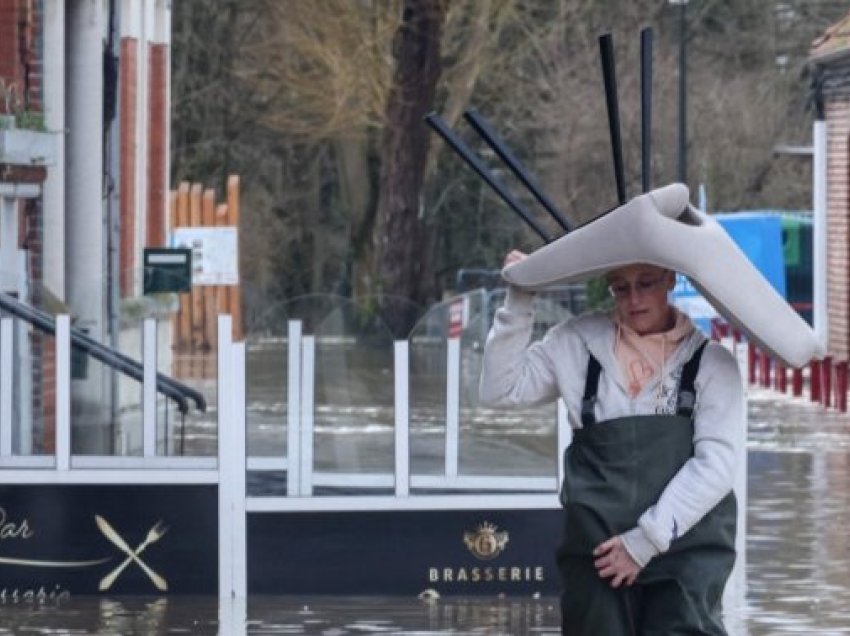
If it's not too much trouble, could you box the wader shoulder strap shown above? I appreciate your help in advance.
[581,354,602,427]
[676,341,708,418]
[581,340,708,425]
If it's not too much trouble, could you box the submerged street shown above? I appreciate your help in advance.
[0,386,848,634]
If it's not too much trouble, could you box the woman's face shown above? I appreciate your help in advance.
[607,264,676,335]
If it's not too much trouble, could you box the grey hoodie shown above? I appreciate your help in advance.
[479,288,744,567]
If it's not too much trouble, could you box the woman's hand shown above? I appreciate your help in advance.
[593,536,641,588]
[503,250,527,268]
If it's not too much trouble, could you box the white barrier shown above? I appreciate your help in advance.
[0,313,747,607]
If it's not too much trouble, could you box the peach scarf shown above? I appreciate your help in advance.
[612,307,695,398]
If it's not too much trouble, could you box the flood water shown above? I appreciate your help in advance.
[736,388,850,635]
[2,384,850,633]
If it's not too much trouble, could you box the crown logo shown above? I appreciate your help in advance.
[463,522,509,561]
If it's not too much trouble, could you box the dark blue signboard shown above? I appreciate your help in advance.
[0,485,218,597]
[0,485,564,597]
[248,508,564,595]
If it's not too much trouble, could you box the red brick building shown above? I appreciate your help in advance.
[810,12,850,409]
[0,0,172,453]
[0,0,52,452]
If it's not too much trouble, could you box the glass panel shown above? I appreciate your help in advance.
[466,287,584,480]
[408,295,456,477]
[409,285,586,487]
[0,270,61,456]
[0,265,214,458]
[310,295,396,483]
[154,266,218,458]
[57,269,216,456]
[253,294,426,494]
[15,318,49,455]
[245,300,289,459]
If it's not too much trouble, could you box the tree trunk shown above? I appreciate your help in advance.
[336,131,377,300]
[372,0,446,337]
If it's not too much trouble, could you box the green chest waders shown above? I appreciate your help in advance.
[557,342,737,636]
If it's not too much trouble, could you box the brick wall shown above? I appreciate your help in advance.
[119,37,138,296]
[826,98,850,361]
[22,0,42,111]
[24,198,52,453]
[1,0,50,451]
[0,0,20,109]
[147,42,168,248]
[0,0,42,113]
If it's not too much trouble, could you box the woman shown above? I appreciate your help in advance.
[479,253,743,635]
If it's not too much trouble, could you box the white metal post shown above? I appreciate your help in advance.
[286,321,302,496]
[556,399,571,489]
[445,337,461,478]
[723,338,748,613]
[0,318,12,456]
[56,315,71,470]
[43,0,66,299]
[231,341,247,598]
[66,0,106,412]
[143,319,157,457]
[299,336,315,497]
[813,119,828,352]
[219,597,247,636]
[218,315,234,598]
[394,341,410,496]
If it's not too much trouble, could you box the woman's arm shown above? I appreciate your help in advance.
[620,343,744,566]
[479,250,568,408]
[478,286,562,408]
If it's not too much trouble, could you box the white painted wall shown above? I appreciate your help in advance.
[65,0,109,451]
[813,119,827,354]
[42,0,66,301]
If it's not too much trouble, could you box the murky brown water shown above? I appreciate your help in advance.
[0,595,561,634]
[735,388,850,636]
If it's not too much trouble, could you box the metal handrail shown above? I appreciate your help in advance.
[0,292,206,413]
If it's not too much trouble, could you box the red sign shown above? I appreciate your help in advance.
[448,298,465,339]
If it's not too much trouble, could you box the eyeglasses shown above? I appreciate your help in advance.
[608,275,667,299]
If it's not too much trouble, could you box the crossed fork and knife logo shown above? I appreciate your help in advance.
[95,515,169,592]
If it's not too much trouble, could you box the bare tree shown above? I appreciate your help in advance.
[369,0,446,335]
[171,0,850,325]
[234,0,516,320]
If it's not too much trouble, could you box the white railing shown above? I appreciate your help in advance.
[0,318,12,456]
[0,313,746,602]
[0,313,564,599]
[218,315,247,601]
[260,320,567,499]
[0,313,565,489]
[0,313,220,479]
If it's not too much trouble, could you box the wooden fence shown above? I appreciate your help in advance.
[169,175,243,378]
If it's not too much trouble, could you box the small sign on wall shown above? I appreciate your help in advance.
[170,227,239,286]
[143,248,192,294]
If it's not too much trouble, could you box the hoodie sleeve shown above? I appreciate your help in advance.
[478,287,564,408]
[621,342,744,567]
